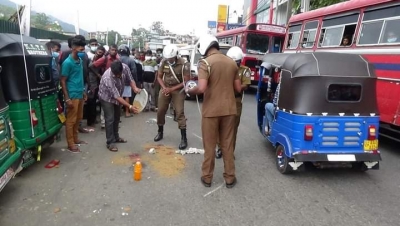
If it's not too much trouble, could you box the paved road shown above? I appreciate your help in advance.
[1,92,400,226]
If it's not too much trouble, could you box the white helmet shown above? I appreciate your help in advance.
[179,49,190,56]
[196,34,219,56]
[227,46,243,61]
[163,44,178,59]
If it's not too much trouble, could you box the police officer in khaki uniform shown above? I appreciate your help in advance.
[187,34,242,188]
[154,44,190,150]
[216,46,251,159]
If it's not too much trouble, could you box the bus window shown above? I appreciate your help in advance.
[226,36,234,45]
[236,35,242,46]
[380,19,400,44]
[358,21,384,45]
[320,27,344,47]
[287,24,302,49]
[301,21,318,48]
[319,13,359,47]
[358,4,400,45]
[271,36,284,53]
[246,33,269,54]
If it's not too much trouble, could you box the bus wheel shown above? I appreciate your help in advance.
[352,162,368,172]
[276,145,293,174]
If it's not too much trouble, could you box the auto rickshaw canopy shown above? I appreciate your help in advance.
[261,52,378,116]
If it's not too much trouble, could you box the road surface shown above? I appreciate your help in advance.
[1,92,400,226]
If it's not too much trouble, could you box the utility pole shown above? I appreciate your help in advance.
[286,0,293,25]
[301,0,310,12]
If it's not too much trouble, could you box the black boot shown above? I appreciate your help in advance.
[173,110,177,122]
[154,125,163,142]
[179,129,188,150]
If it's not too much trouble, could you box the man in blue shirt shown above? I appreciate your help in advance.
[60,35,88,153]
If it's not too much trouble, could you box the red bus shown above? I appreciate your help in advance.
[216,23,286,85]
[283,0,400,141]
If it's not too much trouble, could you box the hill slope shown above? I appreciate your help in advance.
[0,0,88,35]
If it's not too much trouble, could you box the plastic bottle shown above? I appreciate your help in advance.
[133,161,142,181]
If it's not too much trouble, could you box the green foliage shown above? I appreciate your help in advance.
[31,13,62,32]
[131,27,149,49]
[0,5,15,19]
[151,21,165,35]
[293,0,347,14]
[105,30,122,46]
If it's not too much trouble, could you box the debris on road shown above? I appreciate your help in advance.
[148,148,156,154]
[175,147,205,155]
[142,144,186,177]
[54,207,61,213]
[146,118,157,124]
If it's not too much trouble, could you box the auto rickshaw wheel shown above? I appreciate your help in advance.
[351,162,368,172]
[276,145,293,174]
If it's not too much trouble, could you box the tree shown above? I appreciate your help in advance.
[0,5,17,19]
[106,30,122,46]
[131,27,149,49]
[293,0,347,14]
[32,13,50,29]
[151,21,165,35]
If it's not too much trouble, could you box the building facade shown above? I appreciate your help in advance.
[242,0,291,26]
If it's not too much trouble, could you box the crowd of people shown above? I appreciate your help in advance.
[44,34,252,188]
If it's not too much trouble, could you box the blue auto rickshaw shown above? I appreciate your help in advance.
[257,52,381,174]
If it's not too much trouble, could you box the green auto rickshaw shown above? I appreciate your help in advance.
[0,70,22,192]
[0,33,64,169]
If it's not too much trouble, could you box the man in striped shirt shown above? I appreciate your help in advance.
[98,61,141,152]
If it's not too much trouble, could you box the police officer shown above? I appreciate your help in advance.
[187,34,242,188]
[154,44,190,150]
[216,46,251,159]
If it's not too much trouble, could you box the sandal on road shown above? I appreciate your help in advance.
[75,140,88,145]
[115,138,127,143]
[45,159,60,168]
[107,144,118,152]
[79,128,89,133]
[68,146,81,153]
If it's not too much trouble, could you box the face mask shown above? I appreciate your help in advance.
[145,56,151,61]
[387,38,397,43]
[90,46,97,52]
[77,52,85,58]
[52,52,59,58]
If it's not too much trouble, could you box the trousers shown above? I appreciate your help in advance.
[143,82,155,109]
[157,89,186,129]
[217,97,242,151]
[65,99,84,147]
[202,115,236,184]
[101,100,121,145]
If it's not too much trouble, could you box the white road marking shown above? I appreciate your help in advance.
[203,184,224,197]
[192,133,203,140]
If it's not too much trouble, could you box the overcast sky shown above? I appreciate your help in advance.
[12,0,244,35]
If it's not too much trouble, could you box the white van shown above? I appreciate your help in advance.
[190,43,232,80]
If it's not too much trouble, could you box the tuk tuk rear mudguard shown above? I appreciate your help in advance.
[270,133,293,158]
